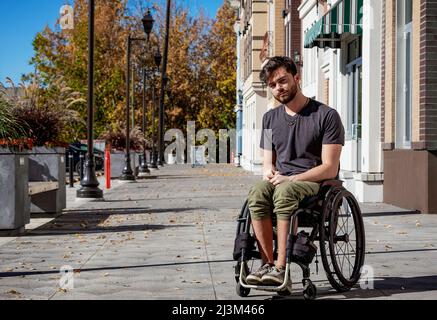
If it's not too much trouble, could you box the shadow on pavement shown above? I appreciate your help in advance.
[317,275,437,300]
[362,211,420,217]
[23,207,201,237]
[62,207,206,215]
[0,259,233,278]
[266,275,437,300]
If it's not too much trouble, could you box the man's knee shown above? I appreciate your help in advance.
[248,181,275,201]
[248,181,274,221]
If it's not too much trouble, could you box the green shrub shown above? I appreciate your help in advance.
[1,77,85,147]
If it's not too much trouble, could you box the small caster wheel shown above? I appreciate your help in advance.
[236,283,251,297]
[277,288,292,296]
[277,283,292,296]
[303,282,317,300]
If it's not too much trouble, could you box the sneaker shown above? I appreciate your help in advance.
[246,263,273,285]
[261,266,286,286]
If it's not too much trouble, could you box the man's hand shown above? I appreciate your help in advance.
[263,169,276,181]
[269,172,294,186]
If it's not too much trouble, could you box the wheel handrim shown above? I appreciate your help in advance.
[329,191,365,287]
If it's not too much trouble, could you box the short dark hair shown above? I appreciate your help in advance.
[259,56,298,85]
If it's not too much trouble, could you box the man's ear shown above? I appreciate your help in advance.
[294,74,302,89]
[293,74,300,83]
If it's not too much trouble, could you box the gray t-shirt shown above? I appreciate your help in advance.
[260,99,345,176]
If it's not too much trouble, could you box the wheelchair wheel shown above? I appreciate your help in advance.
[319,188,365,292]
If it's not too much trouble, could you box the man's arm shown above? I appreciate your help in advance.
[262,148,276,181]
[292,144,342,183]
[269,144,341,186]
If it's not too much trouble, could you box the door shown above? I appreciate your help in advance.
[347,59,363,173]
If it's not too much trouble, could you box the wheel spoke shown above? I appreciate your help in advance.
[338,243,347,274]
[336,242,355,279]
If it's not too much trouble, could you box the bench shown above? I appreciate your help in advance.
[28,180,65,215]
[28,181,59,196]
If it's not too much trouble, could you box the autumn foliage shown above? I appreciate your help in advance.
[27,0,237,143]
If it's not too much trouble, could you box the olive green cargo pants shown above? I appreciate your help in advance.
[248,180,320,221]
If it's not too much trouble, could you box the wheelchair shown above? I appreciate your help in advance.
[233,180,366,300]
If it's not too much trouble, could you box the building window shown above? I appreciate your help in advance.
[285,0,292,58]
[243,27,252,81]
[396,0,413,149]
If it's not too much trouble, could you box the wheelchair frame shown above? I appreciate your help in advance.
[233,181,366,300]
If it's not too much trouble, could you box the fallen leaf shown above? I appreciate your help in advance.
[6,289,21,295]
[103,273,109,277]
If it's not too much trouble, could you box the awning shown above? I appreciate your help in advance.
[304,0,363,49]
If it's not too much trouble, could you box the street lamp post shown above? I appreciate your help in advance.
[120,9,154,180]
[138,66,150,175]
[120,34,136,181]
[77,0,103,199]
[149,50,162,169]
[158,0,171,166]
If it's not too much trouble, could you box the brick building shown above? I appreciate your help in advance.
[381,0,437,214]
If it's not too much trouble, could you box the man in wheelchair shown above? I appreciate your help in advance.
[246,56,345,287]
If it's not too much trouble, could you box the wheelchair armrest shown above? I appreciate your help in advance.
[320,179,343,188]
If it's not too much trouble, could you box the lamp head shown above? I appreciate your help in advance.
[142,9,154,37]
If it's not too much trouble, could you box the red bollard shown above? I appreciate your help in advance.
[105,146,111,189]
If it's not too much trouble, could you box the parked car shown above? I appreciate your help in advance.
[65,142,104,173]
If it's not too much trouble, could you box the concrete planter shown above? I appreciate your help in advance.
[106,151,141,178]
[28,147,66,214]
[0,148,30,233]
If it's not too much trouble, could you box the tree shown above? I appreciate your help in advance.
[27,0,238,144]
[198,2,237,132]
[29,0,129,140]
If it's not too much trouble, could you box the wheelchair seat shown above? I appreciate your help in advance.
[298,179,343,210]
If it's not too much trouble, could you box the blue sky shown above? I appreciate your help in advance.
[0,0,224,85]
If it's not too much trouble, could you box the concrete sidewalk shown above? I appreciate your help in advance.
[0,164,436,300]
